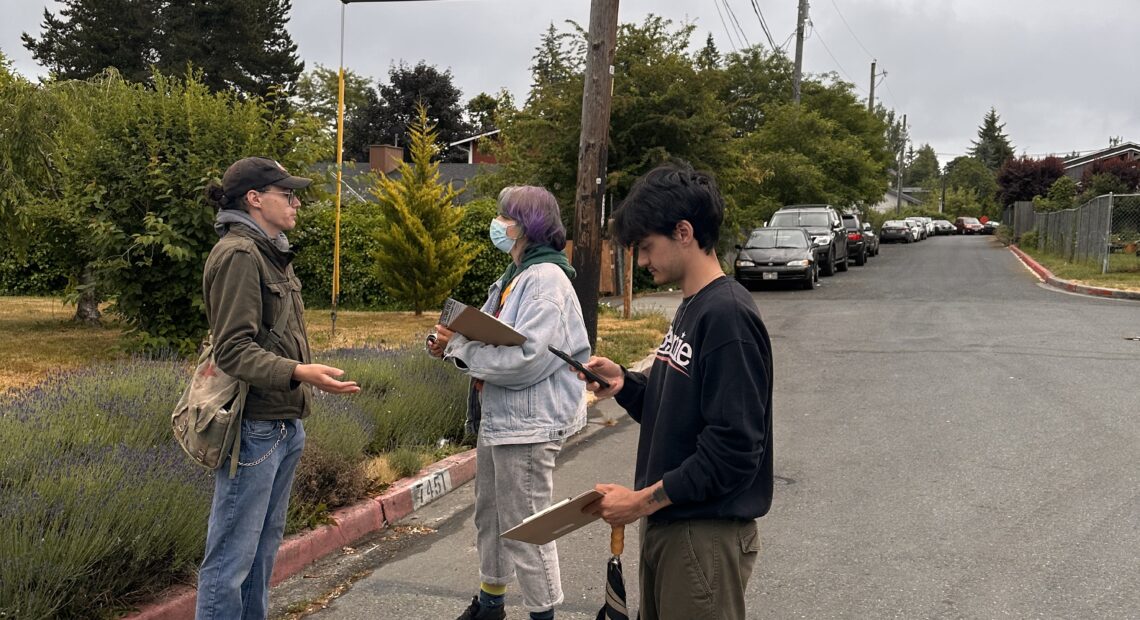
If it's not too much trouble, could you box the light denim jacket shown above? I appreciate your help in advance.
[444,262,589,445]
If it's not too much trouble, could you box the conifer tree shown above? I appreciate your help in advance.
[969,107,1015,172]
[370,104,477,315]
[22,0,302,97]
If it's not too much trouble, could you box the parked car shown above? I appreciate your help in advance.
[861,222,880,256]
[932,219,956,235]
[915,216,935,237]
[955,216,984,234]
[880,220,914,243]
[841,213,869,266]
[734,227,817,290]
[768,205,849,276]
[982,220,1000,234]
[904,217,927,240]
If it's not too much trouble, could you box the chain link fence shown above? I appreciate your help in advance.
[1005,194,1140,274]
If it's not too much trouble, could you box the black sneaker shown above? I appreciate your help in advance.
[456,595,506,620]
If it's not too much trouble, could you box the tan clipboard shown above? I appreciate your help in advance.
[500,489,604,545]
[439,298,526,346]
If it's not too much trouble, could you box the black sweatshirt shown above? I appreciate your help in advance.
[616,276,773,523]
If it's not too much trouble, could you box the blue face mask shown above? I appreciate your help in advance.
[489,218,516,253]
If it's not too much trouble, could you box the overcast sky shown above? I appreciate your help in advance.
[4,0,1139,164]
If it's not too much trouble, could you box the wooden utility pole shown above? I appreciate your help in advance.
[572,0,619,349]
[792,0,809,103]
[895,113,907,214]
[867,59,876,112]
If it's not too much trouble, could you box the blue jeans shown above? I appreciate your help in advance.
[196,418,305,620]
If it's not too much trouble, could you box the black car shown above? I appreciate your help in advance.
[768,205,849,276]
[734,227,817,290]
[841,213,869,266]
[880,220,914,243]
[861,221,880,256]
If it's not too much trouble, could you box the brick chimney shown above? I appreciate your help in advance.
[369,145,403,175]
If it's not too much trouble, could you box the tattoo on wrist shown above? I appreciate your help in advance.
[649,486,668,505]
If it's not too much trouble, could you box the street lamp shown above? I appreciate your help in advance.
[329,0,446,336]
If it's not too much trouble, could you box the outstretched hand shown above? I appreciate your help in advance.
[293,363,360,394]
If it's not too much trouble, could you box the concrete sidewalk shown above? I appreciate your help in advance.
[1009,243,1140,300]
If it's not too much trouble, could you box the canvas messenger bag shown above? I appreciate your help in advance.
[172,280,294,478]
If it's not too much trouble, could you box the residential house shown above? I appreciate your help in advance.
[1062,141,1140,182]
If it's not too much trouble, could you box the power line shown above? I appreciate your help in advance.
[827,0,875,60]
[749,0,778,51]
[711,0,740,52]
[721,0,752,49]
[808,20,864,93]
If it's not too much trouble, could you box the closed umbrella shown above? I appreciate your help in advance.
[596,525,629,620]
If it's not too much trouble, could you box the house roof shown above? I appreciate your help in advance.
[1063,141,1140,170]
[329,162,499,204]
[886,189,922,205]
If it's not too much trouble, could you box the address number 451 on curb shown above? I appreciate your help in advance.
[411,470,453,511]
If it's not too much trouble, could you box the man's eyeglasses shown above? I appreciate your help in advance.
[260,189,297,201]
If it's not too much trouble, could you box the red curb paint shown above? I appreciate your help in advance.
[125,449,479,619]
[1010,245,1140,300]
[125,585,196,620]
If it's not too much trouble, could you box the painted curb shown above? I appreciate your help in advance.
[122,449,478,620]
[1009,244,1140,301]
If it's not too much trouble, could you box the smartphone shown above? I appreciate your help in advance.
[547,345,612,390]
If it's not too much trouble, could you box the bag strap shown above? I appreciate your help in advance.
[228,381,250,478]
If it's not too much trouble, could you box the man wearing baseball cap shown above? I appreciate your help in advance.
[196,157,360,619]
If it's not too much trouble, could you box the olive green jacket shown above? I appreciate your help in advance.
[202,223,312,420]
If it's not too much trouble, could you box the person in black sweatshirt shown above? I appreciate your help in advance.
[582,162,773,620]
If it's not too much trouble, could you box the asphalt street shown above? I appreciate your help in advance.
[272,235,1140,619]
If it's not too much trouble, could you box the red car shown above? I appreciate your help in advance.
[955,216,984,234]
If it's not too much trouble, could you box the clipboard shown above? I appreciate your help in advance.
[439,298,526,346]
[500,489,603,545]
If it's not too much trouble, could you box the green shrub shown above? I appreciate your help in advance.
[15,71,329,353]
[1019,229,1038,249]
[291,198,396,310]
[387,448,426,479]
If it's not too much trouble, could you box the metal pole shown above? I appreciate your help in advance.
[895,114,906,215]
[332,2,346,337]
[1103,193,1113,274]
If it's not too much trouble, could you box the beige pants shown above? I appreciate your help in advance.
[638,518,760,620]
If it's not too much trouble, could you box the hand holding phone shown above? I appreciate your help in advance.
[547,345,612,390]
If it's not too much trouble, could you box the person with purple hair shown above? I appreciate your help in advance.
[426,185,590,620]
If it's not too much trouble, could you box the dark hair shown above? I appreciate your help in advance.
[611,162,724,251]
[205,182,247,211]
[498,185,567,251]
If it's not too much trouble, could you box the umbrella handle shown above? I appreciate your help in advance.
[610,525,625,556]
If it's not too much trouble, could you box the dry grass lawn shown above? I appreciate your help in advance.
[0,297,669,395]
[0,297,125,394]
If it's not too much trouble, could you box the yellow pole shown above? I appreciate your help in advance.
[332,2,346,337]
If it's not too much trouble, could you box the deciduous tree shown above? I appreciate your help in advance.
[996,156,1064,206]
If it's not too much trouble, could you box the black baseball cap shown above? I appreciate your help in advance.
[222,157,311,200]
